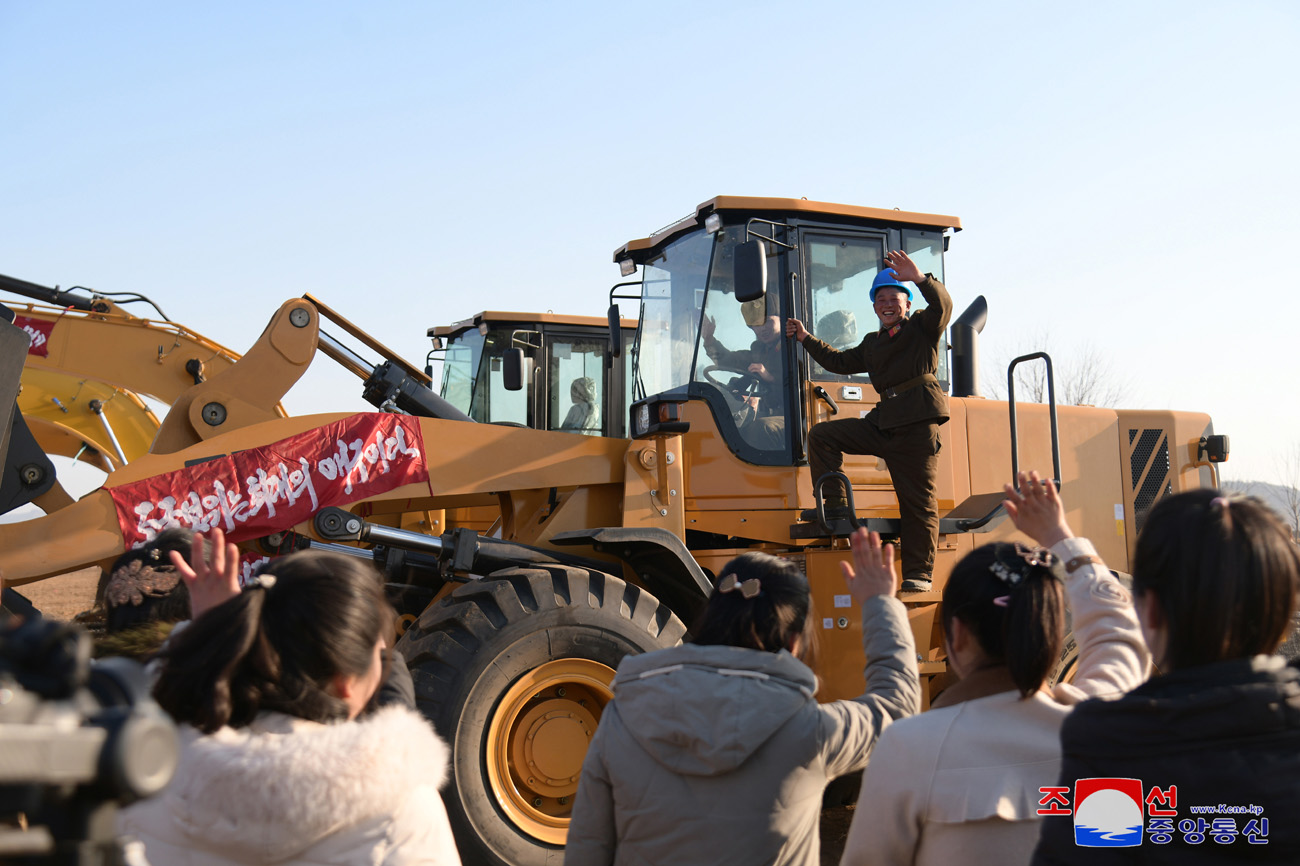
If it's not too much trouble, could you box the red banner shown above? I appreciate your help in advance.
[109,414,430,548]
[14,316,53,357]
[239,551,273,587]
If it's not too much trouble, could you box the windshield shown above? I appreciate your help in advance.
[439,327,529,425]
[634,224,789,454]
[439,329,482,415]
[633,230,712,400]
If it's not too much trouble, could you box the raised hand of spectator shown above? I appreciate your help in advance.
[1003,470,1073,549]
[171,528,241,619]
[840,528,899,601]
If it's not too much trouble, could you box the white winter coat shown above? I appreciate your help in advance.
[840,537,1150,866]
[121,705,461,866]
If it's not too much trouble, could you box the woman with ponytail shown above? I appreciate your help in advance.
[1033,490,1300,864]
[841,470,1149,866]
[120,529,461,866]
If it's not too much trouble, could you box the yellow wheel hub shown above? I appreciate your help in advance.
[485,658,615,845]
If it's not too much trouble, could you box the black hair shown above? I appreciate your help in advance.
[1132,489,1299,669]
[691,552,819,668]
[152,550,392,733]
[942,542,1065,698]
[102,528,202,633]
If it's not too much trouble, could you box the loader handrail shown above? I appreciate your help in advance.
[1007,352,1062,490]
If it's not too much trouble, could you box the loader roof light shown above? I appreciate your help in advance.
[703,212,723,234]
[478,322,489,336]
[618,258,636,277]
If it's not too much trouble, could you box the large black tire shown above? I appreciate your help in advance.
[397,564,686,866]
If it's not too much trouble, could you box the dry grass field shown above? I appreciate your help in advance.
[10,567,101,621]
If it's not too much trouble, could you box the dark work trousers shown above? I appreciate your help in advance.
[808,416,942,580]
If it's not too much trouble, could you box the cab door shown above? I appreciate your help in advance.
[544,333,611,436]
[798,231,895,493]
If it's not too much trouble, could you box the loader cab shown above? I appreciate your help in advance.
[430,312,637,437]
[615,196,959,467]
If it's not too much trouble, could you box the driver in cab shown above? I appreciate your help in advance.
[700,298,785,449]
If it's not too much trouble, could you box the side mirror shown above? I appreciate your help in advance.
[733,239,767,303]
[608,304,622,359]
[1198,434,1230,464]
[503,348,527,392]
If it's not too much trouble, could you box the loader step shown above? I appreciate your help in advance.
[788,490,1011,540]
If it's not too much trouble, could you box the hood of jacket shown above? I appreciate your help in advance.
[149,705,448,863]
[609,642,817,777]
[1064,655,1300,757]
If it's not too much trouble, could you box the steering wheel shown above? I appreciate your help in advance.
[701,365,761,393]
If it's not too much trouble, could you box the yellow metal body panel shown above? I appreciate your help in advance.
[11,302,245,405]
[679,402,802,544]
[960,398,1130,570]
[19,369,159,468]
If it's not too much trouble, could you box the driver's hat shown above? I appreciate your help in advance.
[741,298,768,327]
[870,268,913,302]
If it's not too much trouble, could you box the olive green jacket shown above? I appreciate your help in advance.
[801,274,952,429]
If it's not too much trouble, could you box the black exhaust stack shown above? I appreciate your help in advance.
[950,295,987,399]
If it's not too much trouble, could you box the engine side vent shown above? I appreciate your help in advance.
[1129,428,1172,534]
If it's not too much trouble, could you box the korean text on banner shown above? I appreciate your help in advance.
[13,316,54,357]
[109,413,430,548]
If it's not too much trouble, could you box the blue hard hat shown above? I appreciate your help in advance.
[870,268,912,302]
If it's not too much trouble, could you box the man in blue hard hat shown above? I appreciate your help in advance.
[785,249,952,592]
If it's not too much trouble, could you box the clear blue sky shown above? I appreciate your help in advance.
[2,1,1297,481]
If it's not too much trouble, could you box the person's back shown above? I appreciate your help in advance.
[1033,490,1300,864]
[841,472,1149,866]
[125,705,451,865]
[120,543,460,866]
[565,544,920,866]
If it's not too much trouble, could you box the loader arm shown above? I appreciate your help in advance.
[5,300,249,407]
[0,412,631,585]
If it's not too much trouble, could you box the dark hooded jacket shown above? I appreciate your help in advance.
[1033,655,1300,864]
[564,595,919,866]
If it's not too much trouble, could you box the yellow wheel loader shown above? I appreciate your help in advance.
[0,196,1228,866]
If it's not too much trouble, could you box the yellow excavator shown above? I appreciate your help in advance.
[0,196,1229,866]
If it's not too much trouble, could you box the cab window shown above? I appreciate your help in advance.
[902,228,949,386]
[548,337,605,436]
[804,234,884,381]
[469,329,529,426]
